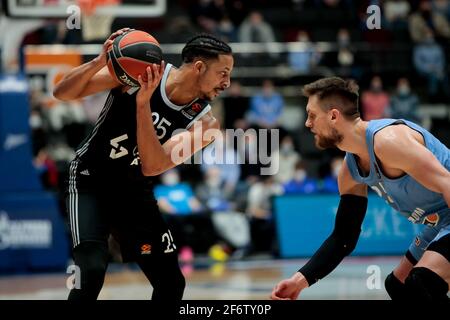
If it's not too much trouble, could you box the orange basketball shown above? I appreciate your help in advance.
[107,30,162,87]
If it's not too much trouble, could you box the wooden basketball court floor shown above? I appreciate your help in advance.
[0,256,399,300]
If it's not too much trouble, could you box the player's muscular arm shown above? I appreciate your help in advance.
[148,112,219,175]
[54,64,120,101]
[136,64,219,176]
[374,126,450,208]
[53,28,130,101]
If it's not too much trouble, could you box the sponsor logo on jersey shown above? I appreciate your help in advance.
[181,110,194,120]
[110,134,129,159]
[423,213,439,227]
[408,207,426,223]
[130,146,140,166]
[140,244,152,255]
[414,236,421,247]
[191,103,202,113]
[180,102,203,120]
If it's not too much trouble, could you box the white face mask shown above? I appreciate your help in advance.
[294,169,306,181]
[162,172,179,186]
[30,114,43,129]
[398,85,410,95]
[281,143,293,154]
[207,176,222,188]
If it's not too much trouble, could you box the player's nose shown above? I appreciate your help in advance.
[305,118,312,128]
[222,75,231,89]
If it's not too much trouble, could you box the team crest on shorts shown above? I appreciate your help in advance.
[140,244,152,255]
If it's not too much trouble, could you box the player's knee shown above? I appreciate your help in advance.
[385,272,408,300]
[404,267,449,301]
[74,241,109,274]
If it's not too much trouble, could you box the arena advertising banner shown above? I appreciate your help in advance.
[0,192,69,272]
[274,194,424,258]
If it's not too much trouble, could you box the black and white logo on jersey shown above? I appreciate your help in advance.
[110,134,129,159]
[130,146,140,166]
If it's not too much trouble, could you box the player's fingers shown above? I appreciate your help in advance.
[110,28,128,40]
[137,74,145,87]
[146,66,154,88]
[103,39,112,48]
[159,60,166,77]
[151,64,159,86]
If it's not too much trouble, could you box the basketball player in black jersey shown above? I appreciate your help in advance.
[53,29,233,300]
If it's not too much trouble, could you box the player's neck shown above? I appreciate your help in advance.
[336,118,368,156]
[165,67,199,105]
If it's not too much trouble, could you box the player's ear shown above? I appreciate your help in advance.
[193,60,206,74]
[330,108,340,121]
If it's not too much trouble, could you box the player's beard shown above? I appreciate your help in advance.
[315,127,343,149]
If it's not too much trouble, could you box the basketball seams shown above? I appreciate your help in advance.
[117,56,160,66]
[121,41,160,51]
[118,30,159,48]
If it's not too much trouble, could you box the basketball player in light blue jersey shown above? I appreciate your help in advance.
[271,77,450,300]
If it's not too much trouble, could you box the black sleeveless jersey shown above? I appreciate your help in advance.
[72,63,211,189]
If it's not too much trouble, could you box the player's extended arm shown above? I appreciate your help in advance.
[271,159,368,300]
[136,64,219,176]
[374,126,450,209]
[53,28,129,101]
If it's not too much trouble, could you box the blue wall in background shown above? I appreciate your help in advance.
[0,74,69,273]
[274,194,424,258]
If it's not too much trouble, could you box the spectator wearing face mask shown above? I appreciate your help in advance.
[361,76,390,121]
[321,156,344,194]
[196,166,233,211]
[287,30,322,74]
[268,135,301,184]
[389,78,420,123]
[282,161,319,195]
[246,79,285,129]
[155,169,203,215]
[409,0,450,43]
[413,28,450,101]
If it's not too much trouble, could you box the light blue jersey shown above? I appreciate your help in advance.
[345,119,450,261]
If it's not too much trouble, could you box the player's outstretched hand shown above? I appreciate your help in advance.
[270,272,308,300]
[97,28,134,66]
[136,61,166,107]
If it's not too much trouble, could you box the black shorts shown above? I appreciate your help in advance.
[65,179,178,262]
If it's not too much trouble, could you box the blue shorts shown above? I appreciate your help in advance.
[408,209,450,262]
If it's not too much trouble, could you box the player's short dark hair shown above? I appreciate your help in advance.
[303,77,360,119]
[181,33,232,64]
